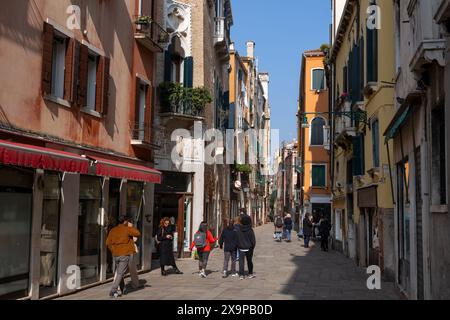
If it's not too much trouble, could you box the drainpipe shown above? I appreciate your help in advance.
[138,0,143,16]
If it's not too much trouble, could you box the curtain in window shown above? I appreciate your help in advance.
[312,69,325,91]
[311,118,325,145]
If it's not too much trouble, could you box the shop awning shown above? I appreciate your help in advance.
[384,90,423,143]
[87,156,162,184]
[0,139,89,174]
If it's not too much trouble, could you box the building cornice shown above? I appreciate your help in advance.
[330,0,357,63]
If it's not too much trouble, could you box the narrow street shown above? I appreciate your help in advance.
[59,224,401,300]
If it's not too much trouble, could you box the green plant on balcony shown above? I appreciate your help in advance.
[233,163,253,174]
[135,15,152,25]
[158,82,212,116]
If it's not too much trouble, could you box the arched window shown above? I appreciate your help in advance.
[311,117,326,146]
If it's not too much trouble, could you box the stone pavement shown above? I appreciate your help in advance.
[58,224,401,300]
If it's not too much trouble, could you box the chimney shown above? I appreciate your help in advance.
[246,41,255,58]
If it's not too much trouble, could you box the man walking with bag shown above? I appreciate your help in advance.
[106,216,141,298]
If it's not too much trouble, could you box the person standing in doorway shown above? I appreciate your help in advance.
[284,214,293,242]
[319,214,332,252]
[236,215,256,280]
[156,217,183,276]
[190,222,217,278]
[302,213,313,248]
[219,219,238,278]
[106,216,141,298]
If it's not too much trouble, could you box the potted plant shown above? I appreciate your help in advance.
[191,86,212,116]
[135,15,152,25]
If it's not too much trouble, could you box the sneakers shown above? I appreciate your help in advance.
[222,271,228,278]
[109,291,120,299]
[248,274,256,279]
[231,273,239,277]
[239,276,245,280]
[199,270,207,278]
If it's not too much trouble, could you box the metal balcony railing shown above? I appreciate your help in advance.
[130,121,151,143]
[160,102,205,118]
[134,17,170,52]
[214,17,225,44]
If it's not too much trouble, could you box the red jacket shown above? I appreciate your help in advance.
[190,230,217,252]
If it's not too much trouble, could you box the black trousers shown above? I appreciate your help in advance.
[238,248,254,276]
[321,235,329,251]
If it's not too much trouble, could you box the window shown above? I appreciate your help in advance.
[371,119,380,168]
[311,117,326,146]
[312,68,325,91]
[78,176,102,286]
[366,14,378,83]
[352,135,365,176]
[134,78,151,141]
[86,53,99,110]
[51,36,67,99]
[312,165,326,187]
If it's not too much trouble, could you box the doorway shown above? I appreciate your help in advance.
[153,194,193,258]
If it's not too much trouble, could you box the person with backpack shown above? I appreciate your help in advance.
[219,219,238,278]
[284,214,293,242]
[156,217,183,276]
[190,222,217,278]
[274,215,283,242]
[236,215,256,280]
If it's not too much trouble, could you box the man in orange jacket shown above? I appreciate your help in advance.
[106,215,141,298]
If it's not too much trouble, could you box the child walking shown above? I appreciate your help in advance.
[190,222,217,278]
[219,219,238,278]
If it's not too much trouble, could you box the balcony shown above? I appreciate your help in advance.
[159,103,205,121]
[130,122,153,150]
[214,17,230,61]
[134,18,170,53]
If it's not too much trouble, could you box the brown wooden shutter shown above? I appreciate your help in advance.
[95,56,110,114]
[77,44,89,107]
[41,22,54,95]
[64,38,76,102]
[145,84,153,142]
[95,56,103,112]
[72,41,81,104]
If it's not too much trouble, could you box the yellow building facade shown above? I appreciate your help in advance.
[329,0,396,279]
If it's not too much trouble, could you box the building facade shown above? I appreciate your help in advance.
[298,50,332,229]
[0,0,164,299]
[384,0,450,300]
[329,0,396,280]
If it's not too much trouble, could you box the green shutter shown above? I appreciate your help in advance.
[352,135,365,176]
[312,165,326,187]
[367,28,378,82]
[312,69,325,90]
[183,56,193,88]
[372,120,380,167]
[164,50,172,82]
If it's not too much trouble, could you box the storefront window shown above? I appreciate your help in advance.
[127,181,144,268]
[39,173,61,297]
[106,179,121,278]
[78,175,102,286]
[0,166,33,299]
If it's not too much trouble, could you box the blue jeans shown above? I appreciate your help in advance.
[304,235,311,247]
[285,229,292,241]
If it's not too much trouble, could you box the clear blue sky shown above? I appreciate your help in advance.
[231,0,331,144]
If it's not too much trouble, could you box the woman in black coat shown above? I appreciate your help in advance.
[302,213,313,248]
[156,217,183,276]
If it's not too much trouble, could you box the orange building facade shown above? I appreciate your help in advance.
[298,49,331,225]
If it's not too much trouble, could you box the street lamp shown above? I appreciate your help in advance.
[298,109,369,126]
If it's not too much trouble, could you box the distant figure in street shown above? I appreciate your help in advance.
[190,222,217,278]
[219,219,238,278]
[274,215,284,242]
[236,215,256,280]
[234,216,241,261]
[106,215,141,298]
[284,214,293,242]
[302,213,314,248]
[319,214,332,252]
[156,217,183,276]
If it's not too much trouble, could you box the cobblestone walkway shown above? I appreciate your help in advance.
[59,224,401,300]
